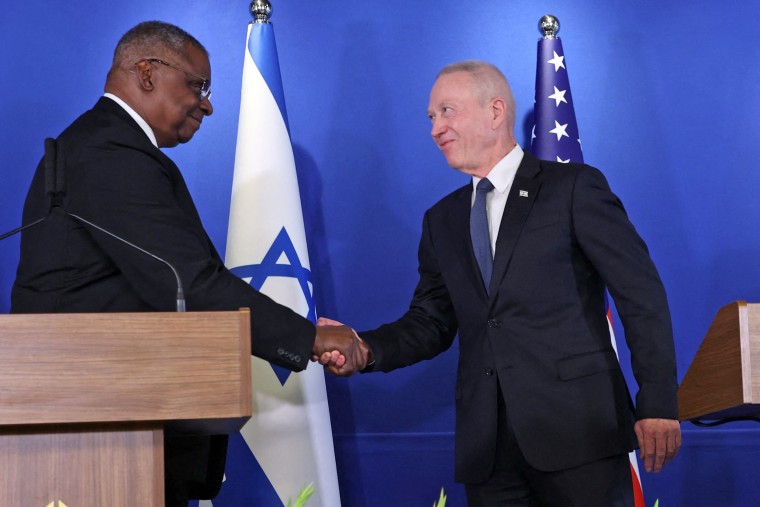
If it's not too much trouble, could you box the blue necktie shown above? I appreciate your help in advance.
[470,178,494,294]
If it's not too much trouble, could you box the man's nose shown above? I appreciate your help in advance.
[201,96,213,116]
[430,118,445,138]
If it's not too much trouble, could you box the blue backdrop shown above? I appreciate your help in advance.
[2,1,759,506]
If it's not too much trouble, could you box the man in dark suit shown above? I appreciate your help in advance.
[320,60,680,505]
[11,21,363,507]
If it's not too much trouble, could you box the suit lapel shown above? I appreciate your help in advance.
[100,97,216,258]
[488,154,542,301]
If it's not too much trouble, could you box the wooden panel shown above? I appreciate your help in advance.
[749,304,760,403]
[678,301,747,420]
[0,311,251,431]
[0,423,163,507]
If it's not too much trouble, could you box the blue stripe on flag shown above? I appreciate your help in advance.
[248,23,291,134]
[207,433,284,506]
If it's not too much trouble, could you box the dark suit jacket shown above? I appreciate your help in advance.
[11,97,316,498]
[361,152,677,484]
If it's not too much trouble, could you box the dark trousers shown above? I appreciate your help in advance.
[164,434,228,507]
[466,390,635,507]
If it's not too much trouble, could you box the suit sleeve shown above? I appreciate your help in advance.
[70,137,314,371]
[571,166,678,419]
[360,210,458,372]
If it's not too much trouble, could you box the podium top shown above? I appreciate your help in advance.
[678,301,760,421]
[0,311,252,433]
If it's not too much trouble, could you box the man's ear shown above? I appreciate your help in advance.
[491,98,507,128]
[134,60,156,92]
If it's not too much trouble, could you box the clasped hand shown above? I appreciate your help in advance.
[311,317,370,376]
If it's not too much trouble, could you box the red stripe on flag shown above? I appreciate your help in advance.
[631,462,645,507]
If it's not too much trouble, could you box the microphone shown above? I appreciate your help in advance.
[1,137,187,312]
[44,136,65,208]
[0,215,46,241]
[0,137,59,240]
[64,211,187,312]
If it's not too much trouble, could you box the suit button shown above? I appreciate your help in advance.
[487,319,500,328]
[484,368,494,376]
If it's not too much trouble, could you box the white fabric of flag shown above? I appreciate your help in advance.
[204,21,340,507]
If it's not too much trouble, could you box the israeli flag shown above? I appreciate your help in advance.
[200,20,340,507]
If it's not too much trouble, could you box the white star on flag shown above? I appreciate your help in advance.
[548,86,567,107]
[549,120,569,141]
[547,51,565,72]
[557,156,570,163]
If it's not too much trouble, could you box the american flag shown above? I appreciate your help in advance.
[531,35,583,164]
[530,25,646,507]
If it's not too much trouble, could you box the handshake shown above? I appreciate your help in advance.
[311,317,373,376]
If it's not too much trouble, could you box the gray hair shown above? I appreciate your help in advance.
[437,60,516,129]
[110,21,206,72]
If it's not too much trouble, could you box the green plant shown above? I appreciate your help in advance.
[427,487,658,506]
[286,483,315,507]
[432,487,447,507]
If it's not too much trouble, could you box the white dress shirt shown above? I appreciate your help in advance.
[471,144,524,256]
[103,93,158,148]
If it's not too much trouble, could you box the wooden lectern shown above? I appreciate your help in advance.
[678,301,760,421]
[0,310,252,507]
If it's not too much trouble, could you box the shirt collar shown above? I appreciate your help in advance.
[103,93,158,148]
[472,144,524,194]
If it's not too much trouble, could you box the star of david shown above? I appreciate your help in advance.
[229,226,315,385]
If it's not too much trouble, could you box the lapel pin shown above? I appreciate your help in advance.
[519,190,529,197]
